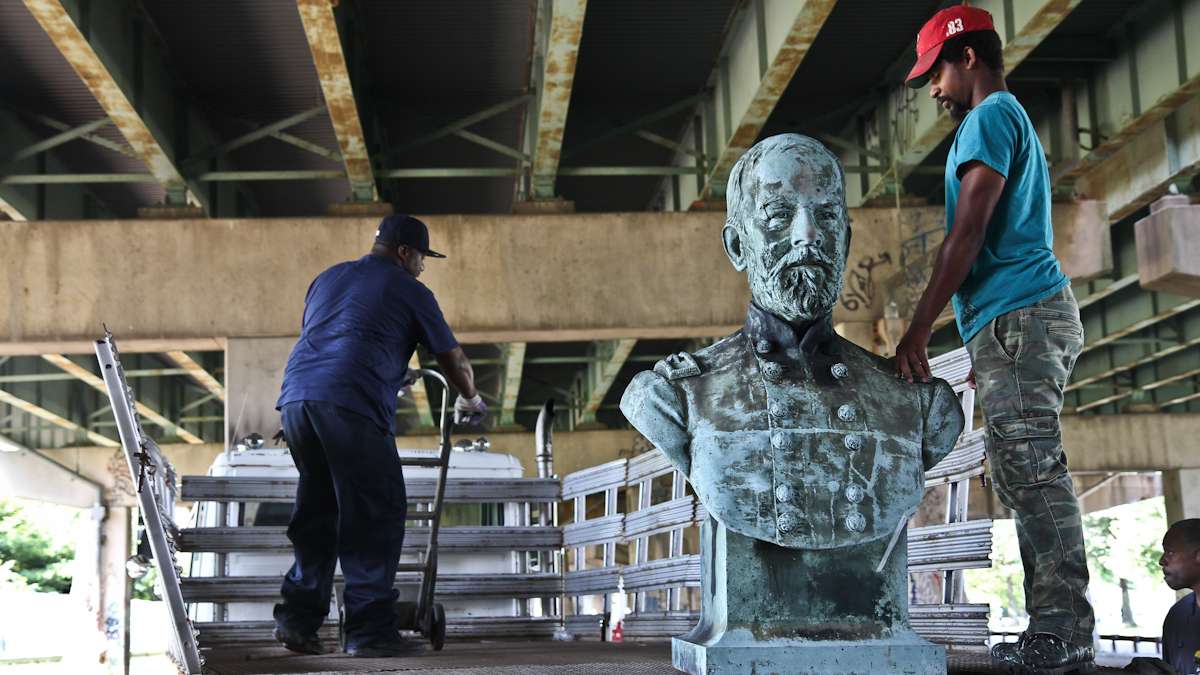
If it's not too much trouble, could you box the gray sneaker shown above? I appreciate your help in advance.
[992,632,1096,674]
[346,634,426,658]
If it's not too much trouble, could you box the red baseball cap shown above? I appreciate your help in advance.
[905,4,996,88]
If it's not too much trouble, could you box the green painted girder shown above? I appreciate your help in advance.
[577,339,636,424]
[1074,337,1200,412]
[1069,302,1200,398]
[498,343,527,427]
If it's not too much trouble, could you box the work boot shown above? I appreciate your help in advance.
[992,632,1096,674]
[346,634,426,658]
[990,632,1028,663]
[272,625,328,655]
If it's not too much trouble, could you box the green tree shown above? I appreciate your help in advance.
[0,499,75,593]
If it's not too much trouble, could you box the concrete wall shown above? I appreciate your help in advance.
[0,205,1104,355]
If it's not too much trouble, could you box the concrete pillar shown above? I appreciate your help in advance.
[99,505,131,675]
[1163,469,1200,525]
[224,337,294,447]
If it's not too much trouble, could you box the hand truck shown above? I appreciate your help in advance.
[336,367,454,651]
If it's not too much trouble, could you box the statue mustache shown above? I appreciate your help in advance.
[765,248,834,280]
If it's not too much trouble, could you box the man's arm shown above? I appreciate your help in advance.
[895,160,1006,382]
[434,346,477,398]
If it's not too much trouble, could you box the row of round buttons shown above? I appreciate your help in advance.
[774,483,865,504]
[776,511,867,534]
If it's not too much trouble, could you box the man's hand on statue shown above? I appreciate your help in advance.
[1124,657,1176,674]
[454,393,488,426]
[894,325,932,383]
[967,368,976,389]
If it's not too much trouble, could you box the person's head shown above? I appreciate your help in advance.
[723,134,850,325]
[905,5,1005,120]
[371,214,445,278]
[1160,518,1200,592]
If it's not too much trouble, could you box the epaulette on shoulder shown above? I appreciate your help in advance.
[653,351,701,380]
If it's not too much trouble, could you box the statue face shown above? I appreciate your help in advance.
[724,135,849,324]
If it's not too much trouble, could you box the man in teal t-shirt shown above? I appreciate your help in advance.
[894,6,1095,674]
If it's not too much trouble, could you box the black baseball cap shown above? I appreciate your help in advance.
[374,214,446,258]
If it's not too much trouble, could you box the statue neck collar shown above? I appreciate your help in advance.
[745,303,836,357]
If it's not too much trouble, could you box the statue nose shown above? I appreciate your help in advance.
[790,208,822,248]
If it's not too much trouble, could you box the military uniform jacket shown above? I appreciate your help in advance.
[620,304,965,550]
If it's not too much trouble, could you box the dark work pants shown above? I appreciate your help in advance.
[274,401,407,648]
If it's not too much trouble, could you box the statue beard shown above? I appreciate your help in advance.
[748,249,841,324]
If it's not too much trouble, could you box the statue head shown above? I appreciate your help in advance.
[723,134,850,324]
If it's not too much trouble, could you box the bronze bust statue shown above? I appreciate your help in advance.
[621,134,964,674]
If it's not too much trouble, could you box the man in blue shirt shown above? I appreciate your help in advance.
[895,6,1094,673]
[1126,518,1200,675]
[272,214,487,657]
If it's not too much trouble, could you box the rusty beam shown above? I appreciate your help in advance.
[41,354,204,444]
[0,388,117,447]
[530,0,587,199]
[697,0,839,201]
[296,0,377,202]
[163,351,225,403]
[859,0,1081,202]
[22,0,198,207]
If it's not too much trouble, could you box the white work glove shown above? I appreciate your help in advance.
[453,394,487,426]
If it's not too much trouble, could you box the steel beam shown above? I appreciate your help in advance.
[0,387,117,447]
[0,173,155,185]
[384,96,534,158]
[2,165,702,186]
[185,107,325,165]
[0,106,121,219]
[1077,367,1200,413]
[41,354,204,444]
[498,343,527,427]
[1079,298,1200,356]
[564,96,706,161]
[1075,274,1140,311]
[9,107,138,159]
[0,368,188,384]
[22,0,201,207]
[1159,388,1200,410]
[696,0,839,200]
[296,0,377,202]
[856,0,1081,203]
[163,351,225,403]
[577,339,636,424]
[1062,1,1200,220]
[4,117,111,164]
[529,0,587,199]
[1075,95,1200,222]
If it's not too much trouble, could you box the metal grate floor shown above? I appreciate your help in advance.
[201,641,1132,675]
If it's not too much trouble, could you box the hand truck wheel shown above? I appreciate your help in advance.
[430,603,446,651]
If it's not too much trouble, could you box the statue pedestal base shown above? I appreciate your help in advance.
[673,629,946,675]
[671,519,947,674]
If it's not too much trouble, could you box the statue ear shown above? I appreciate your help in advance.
[842,222,853,263]
[722,223,747,272]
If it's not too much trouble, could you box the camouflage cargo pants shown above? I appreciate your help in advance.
[966,285,1095,646]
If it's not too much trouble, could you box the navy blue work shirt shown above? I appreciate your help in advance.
[277,254,458,433]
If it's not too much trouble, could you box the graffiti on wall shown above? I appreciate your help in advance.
[840,251,893,312]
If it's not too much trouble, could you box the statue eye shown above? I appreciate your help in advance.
[764,209,792,228]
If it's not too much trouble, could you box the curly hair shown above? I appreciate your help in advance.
[937,29,1004,75]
